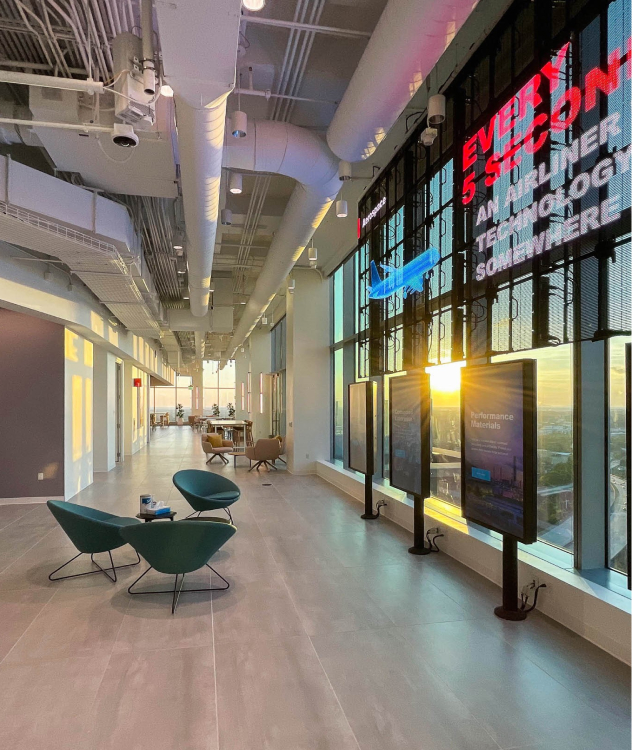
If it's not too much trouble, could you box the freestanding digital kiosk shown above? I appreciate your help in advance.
[349,381,378,520]
[389,373,432,554]
[461,360,537,620]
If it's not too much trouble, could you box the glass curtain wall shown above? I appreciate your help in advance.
[330,0,631,578]
[152,375,193,420]
[203,360,236,416]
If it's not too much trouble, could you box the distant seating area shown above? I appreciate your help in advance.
[200,432,234,464]
[246,437,282,472]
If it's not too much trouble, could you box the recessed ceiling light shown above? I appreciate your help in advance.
[160,83,174,97]
[229,172,242,194]
[240,301,246,304]
[173,244,183,250]
[242,0,265,10]
[177,270,185,274]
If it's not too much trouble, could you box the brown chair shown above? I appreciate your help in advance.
[188,416,196,429]
[244,420,254,447]
[245,438,281,472]
[201,433,234,465]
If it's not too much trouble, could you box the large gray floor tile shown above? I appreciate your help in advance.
[0,654,110,750]
[86,647,217,750]
[0,588,55,662]
[215,634,359,750]
[282,567,395,635]
[211,573,305,643]
[311,627,499,750]
[400,618,631,749]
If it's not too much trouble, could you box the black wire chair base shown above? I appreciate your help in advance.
[48,550,142,583]
[127,564,230,614]
[206,453,229,465]
[248,460,278,472]
[185,507,234,525]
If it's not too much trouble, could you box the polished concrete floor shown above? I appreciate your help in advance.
[0,428,629,750]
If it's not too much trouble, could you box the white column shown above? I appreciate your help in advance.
[286,269,330,474]
[249,328,272,440]
[93,347,117,472]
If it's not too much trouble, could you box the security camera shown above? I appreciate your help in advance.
[112,123,139,148]
[420,127,438,147]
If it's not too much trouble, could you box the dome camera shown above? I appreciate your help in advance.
[112,123,139,148]
[420,127,438,147]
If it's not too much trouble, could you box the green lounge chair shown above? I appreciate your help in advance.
[120,519,236,613]
[47,500,141,583]
[172,469,240,524]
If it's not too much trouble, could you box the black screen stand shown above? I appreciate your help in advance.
[408,494,431,554]
[361,473,379,519]
[494,535,527,621]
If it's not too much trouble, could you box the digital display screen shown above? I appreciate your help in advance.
[349,382,371,474]
[461,360,536,542]
[389,374,430,497]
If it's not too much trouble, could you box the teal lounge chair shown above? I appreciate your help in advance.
[172,469,240,524]
[120,519,236,613]
[47,500,141,583]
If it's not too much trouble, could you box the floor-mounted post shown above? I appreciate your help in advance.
[408,494,431,554]
[494,535,526,621]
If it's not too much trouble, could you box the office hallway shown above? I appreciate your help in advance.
[0,427,629,750]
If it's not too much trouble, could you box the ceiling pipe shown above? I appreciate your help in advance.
[176,96,228,317]
[223,119,340,356]
[326,0,476,162]
[0,70,104,94]
[154,0,243,318]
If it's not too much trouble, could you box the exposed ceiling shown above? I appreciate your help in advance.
[0,0,389,363]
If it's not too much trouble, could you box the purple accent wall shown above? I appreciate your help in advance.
[0,309,65,497]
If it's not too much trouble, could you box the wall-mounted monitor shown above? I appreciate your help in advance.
[461,360,537,543]
[349,381,376,475]
[389,373,430,498]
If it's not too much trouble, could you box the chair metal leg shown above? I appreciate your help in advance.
[224,507,234,525]
[249,460,262,472]
[49,550,141,583]
[128,564,231,613]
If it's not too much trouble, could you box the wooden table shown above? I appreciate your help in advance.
[136,511,177,522]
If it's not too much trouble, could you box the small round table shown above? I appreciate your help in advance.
[135,511,177,523]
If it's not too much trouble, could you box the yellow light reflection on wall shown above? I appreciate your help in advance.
[85,377,92,453]
[84,339,93,368]
[65,329,79,362]
[90,311,104,338]
[72,374,83,461]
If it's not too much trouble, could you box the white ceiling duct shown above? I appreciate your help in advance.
[154,0,243,318]
[223,120,340,355]
[175,97,227,317]
[327,0,477,162]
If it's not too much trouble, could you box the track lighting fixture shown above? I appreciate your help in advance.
[231,110,247,138]
[338,160,351,181]
[428,94,446,125]
[229,172,243,194]
[221,208,232,225]
[336,199,348,218]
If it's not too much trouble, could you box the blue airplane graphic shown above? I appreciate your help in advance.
[368,247,440,299]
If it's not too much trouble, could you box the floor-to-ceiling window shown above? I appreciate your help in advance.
[203,360,236,417]
[151,375,193,420]
[608,337,630,573]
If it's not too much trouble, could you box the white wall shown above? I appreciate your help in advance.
[124,362,150,456]
[286,269,330,474]
[64,330,93,499]
[249,329,272,440]
[93,347,117,472]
